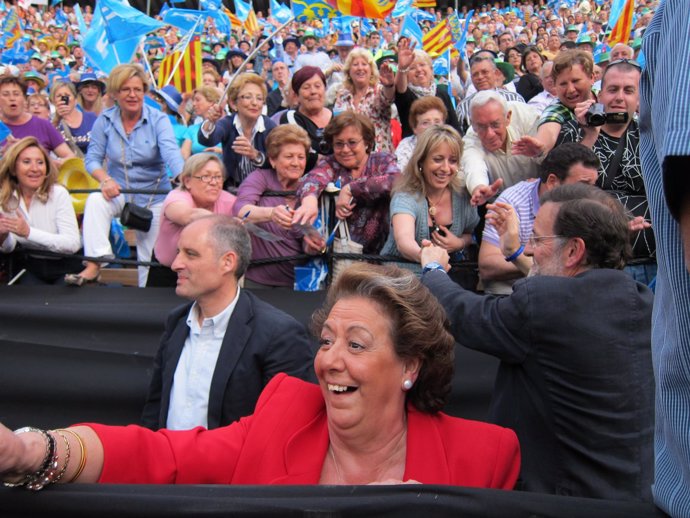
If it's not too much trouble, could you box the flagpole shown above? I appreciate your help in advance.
[138,40,157,88]
[219,15,294,106]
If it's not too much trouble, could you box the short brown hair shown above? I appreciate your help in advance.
[265,125,311,161]
[408,96,447,130]
[551,49,593,81]
[324,111,376,153]
[0,74,27,96]
[311,263,455,413]
[0,137,57,208]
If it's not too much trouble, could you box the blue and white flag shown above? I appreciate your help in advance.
[410,8,435,23]
[54,8,68,25]
[234,0,252,22]
[99,0,165,42]
[270,0,293,24]
[400,15,423,46]
[200,0,221,11]
[73,4,88,35]
[455,9,473,58]
[83,2,142,74]
[432,48,450,76]
[207,9,230,33]
[391,0,413,18]
[0,40,31,64]
[163,9,207,34]
[332,16,356,33]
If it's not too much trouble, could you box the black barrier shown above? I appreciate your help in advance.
[0,482,666,518]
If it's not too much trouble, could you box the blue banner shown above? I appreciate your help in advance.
[163,9,207,34]
[400,15,423,46]
[391,0,413,18]
[270,0,293,24]
[99,0,165,42]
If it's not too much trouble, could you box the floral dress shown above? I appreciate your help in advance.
[333,84,393,153]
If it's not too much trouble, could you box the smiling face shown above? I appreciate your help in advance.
[408,58,433,88]
[470,60,500,91]
[14,145,47,194]
[413,109,445,136]
[349,57,372,89]
[471,100,510,152]
[297,74,325,114]
[315,296,410,434]
[271,143,307,188]
[231,82,265,120]
[332,125,368,170]
[183,160,223,209]
[599,67,640,122]
[555,63,593,109]
[79,82,101,103]
[421,141,459,191]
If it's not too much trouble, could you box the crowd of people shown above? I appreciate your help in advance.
[3,0,690,517]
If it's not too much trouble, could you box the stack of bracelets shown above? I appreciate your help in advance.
[2,427,87,490]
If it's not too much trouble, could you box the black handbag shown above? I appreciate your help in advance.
[121,202,153,232]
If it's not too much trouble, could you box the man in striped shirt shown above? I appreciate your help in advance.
[479,143,598,295]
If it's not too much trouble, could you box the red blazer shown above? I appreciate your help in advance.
[92,374,520,488]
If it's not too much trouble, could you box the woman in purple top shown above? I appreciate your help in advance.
[233,125,324,288]
[292,111,400,254]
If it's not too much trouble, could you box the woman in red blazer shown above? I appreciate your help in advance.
[0,264,520,489]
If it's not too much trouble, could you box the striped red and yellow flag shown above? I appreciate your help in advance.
[330,0,395,20]
[414,0,435,8]
[222,7,243,31]
[157,36,202,94]
[244,8,260,34]
[608,0,634,46]
[423,19,451,57]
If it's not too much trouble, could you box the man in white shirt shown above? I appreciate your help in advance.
[528,61,558,115]
[141,215,314,430]
[293,30,332,72]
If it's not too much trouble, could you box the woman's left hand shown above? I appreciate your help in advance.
[0,212,29,238]
[232,135,258,160]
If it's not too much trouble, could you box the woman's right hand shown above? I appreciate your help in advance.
[55,102,72,118]
[291,196,319,226]
[0,423,42,483]
[205,103,223,124]
[100,177,121,201]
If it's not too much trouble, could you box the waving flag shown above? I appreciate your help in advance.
[422,18,451,57]
[331,0,395,19]
[200,0,221,10]
[399,15,423,46]
[83,1,142,74]
[409,7,435,22]
[99,0,165,42]
[292,0,337,21]
[391,0,413,18]
[244,8,260,33]
[234,0,252,21]
[432,48,449,75]
[1,8,22,50]
[414,0,434,8]
[222,7,244,30]
[163,9,207,34]
[270,0,293,23]
[332,16,356,32]
[608,0,634,46]
[1,40,31,64]
[453,9,473,57]
[158,35,202,93]
[73,4,88,34]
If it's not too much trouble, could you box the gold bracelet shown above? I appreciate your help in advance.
[56,429,86,483]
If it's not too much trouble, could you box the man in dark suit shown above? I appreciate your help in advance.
[419,183,654,502]
[141,215,315,431]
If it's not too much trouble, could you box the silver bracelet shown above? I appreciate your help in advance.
[3,427,59,491]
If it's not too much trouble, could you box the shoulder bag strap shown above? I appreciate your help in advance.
[601,125,628,190]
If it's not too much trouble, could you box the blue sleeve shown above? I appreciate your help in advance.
[85,114,107,174]
[198,116,232,147]
[154,112,185,177]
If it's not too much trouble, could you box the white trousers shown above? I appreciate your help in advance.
[82,193,163,287]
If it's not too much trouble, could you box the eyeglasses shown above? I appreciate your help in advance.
[333,138,363,151]
[120,87,145,96]
[472,121,504,133]
[527,234,566,247]
[192,174,224,184]
[29,102,48,109]
[607,59,642,71]
[237,94,265,103]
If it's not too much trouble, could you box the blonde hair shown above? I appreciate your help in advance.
[0,137,57,207]
[106,63,150,96]
[178,153,226,191]
[343,48,379,91]
[394,125,463,196]
[227,73,267,106]
[50,81,78,125]
[194,85,221,104]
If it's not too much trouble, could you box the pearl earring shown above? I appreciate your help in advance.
[402,379,413,391]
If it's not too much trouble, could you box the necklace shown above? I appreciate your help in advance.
[426,188,446,217]
[329,446,343,484]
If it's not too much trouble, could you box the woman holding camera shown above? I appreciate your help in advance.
[50,81,98,157]
[381,126,478,275]
[66,64,184,287]
[278,66,332,174]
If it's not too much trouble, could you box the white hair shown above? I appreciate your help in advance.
[469,90,508,121]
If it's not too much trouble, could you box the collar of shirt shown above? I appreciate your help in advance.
[232,113,266,137]
[186,286,241,339]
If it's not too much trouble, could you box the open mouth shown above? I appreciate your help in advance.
[327,383,357,393]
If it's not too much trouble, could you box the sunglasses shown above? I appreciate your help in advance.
[607,58,642,71]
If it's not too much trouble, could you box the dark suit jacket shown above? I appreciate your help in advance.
[395,84,460,138]
[141,290,315,430]
[97,374,521,486]
[422,268,654,502]
[197,113,276,188]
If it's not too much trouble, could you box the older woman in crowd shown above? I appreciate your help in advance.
[50,80,98,157]
[181,86,222,160]
[279,66,333,173]
[395,96,447,171]
[199,73,276,188]
[67,64,184,287]
[292,111,400,254]
[0,137,81,284]
[147,153,236,287]
[27,93,51,120]
[394,41,459,139]
[0,263,520,487]
[332,48,396,152]
[382,126,478,275]
[233,125,325,288]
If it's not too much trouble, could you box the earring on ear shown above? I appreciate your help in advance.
[402,379,413,391]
